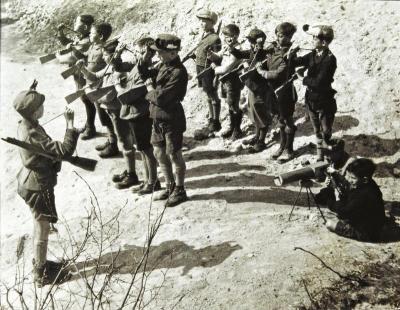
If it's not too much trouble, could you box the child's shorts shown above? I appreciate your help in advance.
[129,116,153,152]
[151,121,183,155]
[18,187,58,223]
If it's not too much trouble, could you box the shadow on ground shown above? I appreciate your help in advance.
[186,161,266,178]
[296,115,360,138]
[190,187,324,208]
[343,134,400,158]
[184,149,238,162]
[66,240,241,282]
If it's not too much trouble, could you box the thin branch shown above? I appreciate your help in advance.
[294,247,364,283]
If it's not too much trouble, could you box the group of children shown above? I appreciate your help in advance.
[13,10,386,287]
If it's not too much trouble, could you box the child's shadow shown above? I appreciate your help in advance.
[62,240,242,283]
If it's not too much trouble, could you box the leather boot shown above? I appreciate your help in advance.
[230,110,243,140]
[98,142,119,158]
[81,126,96,140]
[166,186,188,207]
[154,182,175,201]
[271,128,286,160]
[278,128,296,163]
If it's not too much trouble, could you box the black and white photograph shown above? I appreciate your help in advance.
[1,0,399,308]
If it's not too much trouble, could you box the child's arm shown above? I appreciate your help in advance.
[257,57,286,81]
[76,59,105,81]
[56,24,73,46]
[27,109,79,160]
[230,48,251,60]
[145,67,187,109]
[291,51,312,68]
[213,53,241,75]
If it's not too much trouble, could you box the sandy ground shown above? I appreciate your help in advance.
[1,1,400,308]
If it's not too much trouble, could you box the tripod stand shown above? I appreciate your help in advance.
[288,179,327,224]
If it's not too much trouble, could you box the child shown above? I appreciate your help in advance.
[230,28,271,152]
[323,158,386,242]
[74,22,119,156]
[118,37,161,195]
[14,83,79,286]
[194,9,222,132]
[138,34,189,207]
[293,25,337,161]
[209,24,244,140]
[269,22,299,162]
[56,14,96,140]
[77,39,139,189]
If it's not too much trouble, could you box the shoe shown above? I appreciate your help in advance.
[131,182,146,193]
[95,140,111,151]
[115,172,140,189]
[243,136,258,146]
[138,180,162,195]
[98,143,119,158]
[277,130,296,163]
[154,183,175,201]
[165,186,188,207]
[249,141,266,153]
[208,119,221,132]
[230,110,243,140]
[112,170,128,183]
[80,127,96,140]
[271,128,287,160]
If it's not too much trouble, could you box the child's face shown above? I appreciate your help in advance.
[249,38,264,51]
[157,50,177,63]
[103,51,113,64]
[276,31,292,47]
[344,171,360,188]
[34,105,44,120]
[74,17,87,34]
[199,19,214,32]
[223,34,238,46]
[89,27,101,44]
[313,35,326,50]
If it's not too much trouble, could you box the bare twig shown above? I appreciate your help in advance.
[301,278,318,308]
[294,247,364,283]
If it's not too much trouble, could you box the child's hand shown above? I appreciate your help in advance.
[242,62,249,69]
[210,63,217,70]
[64,107,75,124]
[326,166,337,174]
[116,43,126,55]
[75,59,85,68]
[144,78,154,92]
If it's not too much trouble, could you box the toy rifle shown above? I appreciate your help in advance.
[64,79,109,104]
[39,47,73,64]
[219,62,246,83]
[182,20,222,63]
[62,35,125,80]
[239,49,264,82]
[2,137,97,171]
